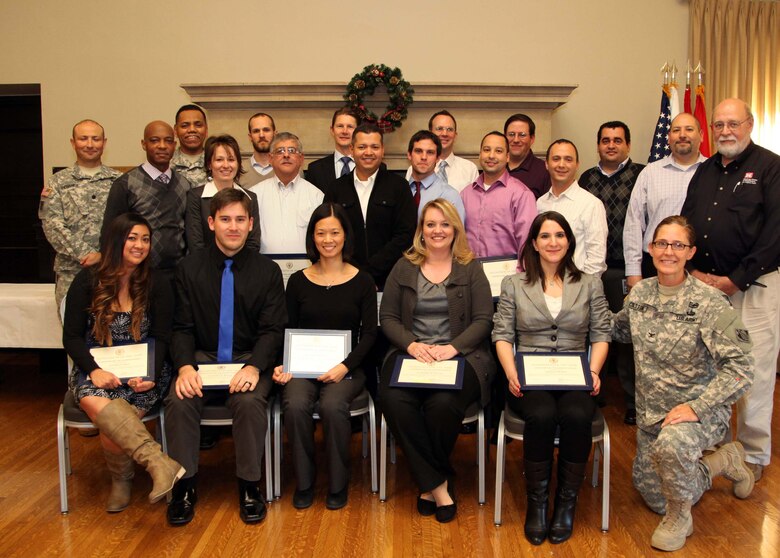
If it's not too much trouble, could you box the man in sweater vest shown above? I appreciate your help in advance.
[579,121,645,425]
[101,121,190,276]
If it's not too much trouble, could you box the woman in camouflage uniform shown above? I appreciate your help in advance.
[613,215,754,552]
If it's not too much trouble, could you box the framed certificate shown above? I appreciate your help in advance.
[268,254,311,288]
[478,256,518,299]
[515,352,592,391]
[197,362,245,389]
[89,340,155,382]
[283,329,351,379]
[389,355,465,390]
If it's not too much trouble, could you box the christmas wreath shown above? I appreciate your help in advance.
[344,64,414,133]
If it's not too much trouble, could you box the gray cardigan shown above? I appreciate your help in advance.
[492,271,612,352]
[379,257,496,405]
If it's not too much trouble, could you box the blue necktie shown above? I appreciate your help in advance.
[340,156,352,177]
[217,259,234,363]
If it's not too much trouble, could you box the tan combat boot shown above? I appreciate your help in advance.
[103,449,134,512]
[651,499,693,551]
[94,399,185,503]
[701,441,754,498]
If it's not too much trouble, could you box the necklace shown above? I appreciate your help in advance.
[313,263,347,289]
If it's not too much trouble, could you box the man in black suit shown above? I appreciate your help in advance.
[305,108,360,193]
[324,123,416,289]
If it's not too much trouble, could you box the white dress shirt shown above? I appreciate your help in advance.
[354,169,379,221]
[250,175,324,254]
[536,181,608,276]
[622,154,706,276]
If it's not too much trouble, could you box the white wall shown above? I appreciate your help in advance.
[0,0,689,176]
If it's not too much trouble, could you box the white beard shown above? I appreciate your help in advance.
[717,134,749,159]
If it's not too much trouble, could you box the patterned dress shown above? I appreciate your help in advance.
[69,311,171,412]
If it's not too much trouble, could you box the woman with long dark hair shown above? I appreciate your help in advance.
[63,213,184,512]
[493,210,610,544]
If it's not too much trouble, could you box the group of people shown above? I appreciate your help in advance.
[40,96,778,552]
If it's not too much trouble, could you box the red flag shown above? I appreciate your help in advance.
[684,85,692,114]
[693,85,711,156]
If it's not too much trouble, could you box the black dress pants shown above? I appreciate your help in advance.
[380,351,480,493]
[506,389,595,463]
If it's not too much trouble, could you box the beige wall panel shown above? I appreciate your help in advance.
[0,0,688,177]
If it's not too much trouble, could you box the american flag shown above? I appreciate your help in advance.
[648,86,672,162]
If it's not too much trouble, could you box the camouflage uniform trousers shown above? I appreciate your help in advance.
[54,265,82,313]
[633,413,728,514]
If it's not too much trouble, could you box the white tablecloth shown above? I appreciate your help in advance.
[0,284,62,348]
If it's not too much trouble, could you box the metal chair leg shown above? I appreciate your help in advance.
[379,414,387,502]
[493,411,506,526]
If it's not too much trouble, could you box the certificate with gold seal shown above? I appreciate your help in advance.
[515,352,592,390]
[89,340,155,382]
[478,257,517,299]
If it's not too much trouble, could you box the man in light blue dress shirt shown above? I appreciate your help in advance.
[407,130,465,222]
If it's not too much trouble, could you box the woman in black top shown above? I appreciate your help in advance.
[63,213,184,512]
[273,202,377,510]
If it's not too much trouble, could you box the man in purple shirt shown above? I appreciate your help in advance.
[504,113,551,199]
[461,131,537,261]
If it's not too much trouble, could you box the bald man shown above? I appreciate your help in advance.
[40,119,121,307]
[682,98,780,481]
[102,121,191,272]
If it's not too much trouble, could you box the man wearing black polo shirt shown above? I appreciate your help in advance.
[682,98,780,482]
[504,113,551,199]
[165,188,286,525]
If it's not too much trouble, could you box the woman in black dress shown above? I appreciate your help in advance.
[273,203,377,510]
[63,213,184,512]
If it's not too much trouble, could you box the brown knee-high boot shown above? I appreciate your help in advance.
[94,399,185,503]
[103,449,134,512]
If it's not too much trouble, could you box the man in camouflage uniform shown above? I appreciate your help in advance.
[614,270,754,551]
[170,104,208,186]
[39,119,120,308]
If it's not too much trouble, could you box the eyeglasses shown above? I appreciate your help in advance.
[651,240,692,251]
[433,126,455,134]
[711,118,751,132]
[273,147,300,155]
[506,132,530,140]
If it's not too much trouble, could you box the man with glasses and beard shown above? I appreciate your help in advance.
[682,98,780,482]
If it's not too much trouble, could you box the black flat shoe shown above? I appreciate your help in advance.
[325,488,348,510]
[417,495,436,516]
[167,483,197,526]
[435,502,457,523]
[624,409,637,425]
[293,486,315,510]
[238,480,267,524]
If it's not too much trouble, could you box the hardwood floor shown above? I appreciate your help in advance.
[0,351,778,557]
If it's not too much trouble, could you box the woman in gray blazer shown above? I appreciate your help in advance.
[493,211,611,545]
[380,199,495,524]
